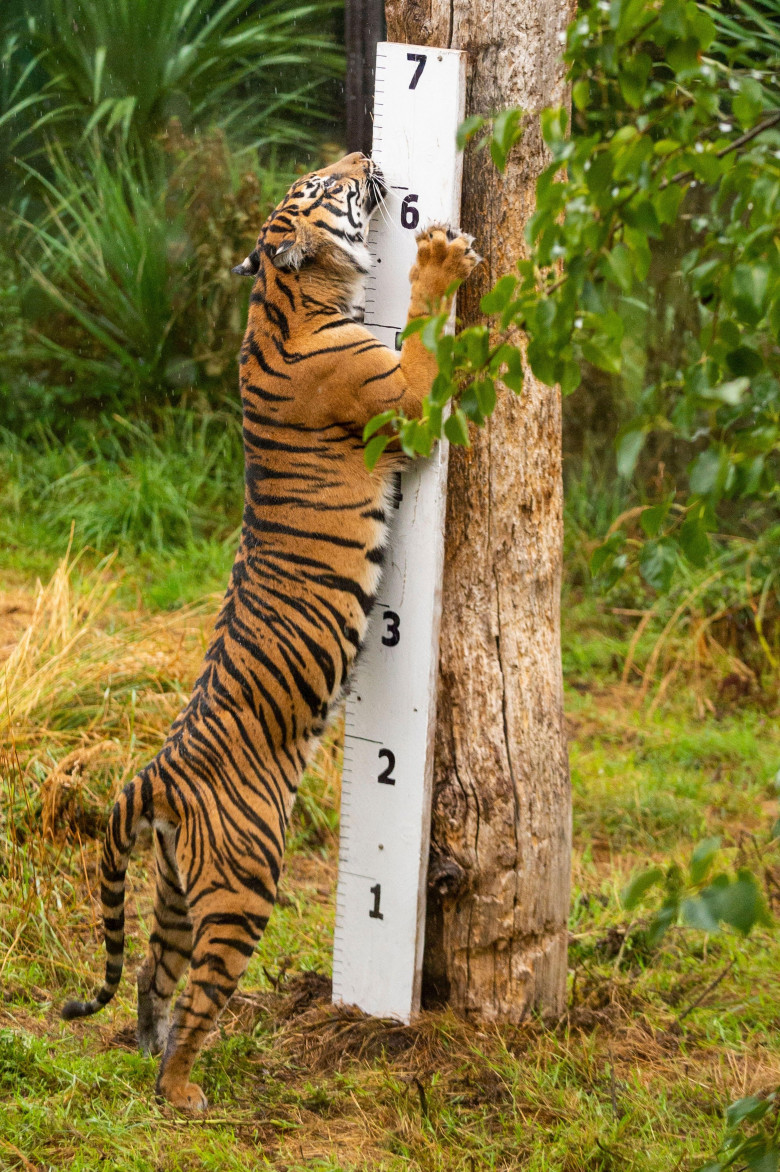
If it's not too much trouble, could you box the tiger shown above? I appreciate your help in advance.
[61,151,481,1110]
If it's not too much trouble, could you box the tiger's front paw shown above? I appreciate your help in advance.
[410,225,482,304]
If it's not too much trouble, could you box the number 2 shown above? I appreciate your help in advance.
[377,748,396,785]
[407,52,426,89]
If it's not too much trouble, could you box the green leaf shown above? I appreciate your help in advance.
[732,78,764,127]
[481,275,517,315]
[681,896,721,933]
[616,428,645,478]
[572,79,590,111]
[581,326,623,375]
[400,316,428,340]
[364,434,391,471]
[421,314,446,352]
[622,198,661,237]
[688,5,716,51]
[726,348,763,378]
[560,360,581,396]
[666,36,700,74]
[604,243,634,292]
[493,344,524,393]
[646,902,678,947]
[444,409,471,447]
[726,1096,773,1129]
[527,338,558,386]
[679,513,710,567]
[363,410,396,443]
[639,537,678,591]
[745,1143,779,1172]
[429,372,453,407]
[474,377,496,416]
[464,325,490,368]
[690,837,721,885]
[460,385,484,424]
[590,530,625,577]
[656,184,684,225]
[689,449,721,495]
[732,264,770,326]
[707,870,772,935]
[619,52,652,108]
[621,867,665,910]
[490,108,523,171]
[457,114,486,151]
[540,105,567,147]
[640,500,670,538]
[426,400,443,438]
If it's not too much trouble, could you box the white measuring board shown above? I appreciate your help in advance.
[332,42,467,1022]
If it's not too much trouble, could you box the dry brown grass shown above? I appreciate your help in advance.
[1,549,216,805]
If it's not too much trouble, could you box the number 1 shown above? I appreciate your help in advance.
[369,883,384,919]
[407,53,426,89]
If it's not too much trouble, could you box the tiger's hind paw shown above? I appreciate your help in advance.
[158,1079,208,1112]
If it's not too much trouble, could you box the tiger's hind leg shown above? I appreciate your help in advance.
[137,825,193,1057]
[155,893,271,1110]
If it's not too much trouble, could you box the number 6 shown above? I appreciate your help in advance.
[400,194,419,230]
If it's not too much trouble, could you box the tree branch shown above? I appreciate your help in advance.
[660,111,780,189]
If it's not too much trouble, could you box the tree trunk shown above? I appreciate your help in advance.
[384,0,575,1020]
[345,0,385,155]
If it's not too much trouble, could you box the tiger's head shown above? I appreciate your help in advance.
[232,152,385,294]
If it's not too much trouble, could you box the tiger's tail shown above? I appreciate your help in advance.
[61,774,154,1021]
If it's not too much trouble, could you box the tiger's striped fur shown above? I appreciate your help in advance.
[61,152,480,1110]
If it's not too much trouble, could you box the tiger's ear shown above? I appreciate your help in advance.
[271,224,318,271]
[231,248,260,277]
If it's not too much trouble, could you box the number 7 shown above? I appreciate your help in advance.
[407,53,426,90]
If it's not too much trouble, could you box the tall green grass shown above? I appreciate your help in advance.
[4,128,278,419]
[0,408,243,559]
[18,144,177,395]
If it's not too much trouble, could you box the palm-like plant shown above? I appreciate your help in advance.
[18,142,179,395]
[5,0,343,163]
[706,0,780,90]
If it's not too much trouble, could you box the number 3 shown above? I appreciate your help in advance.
[381,610,400,646]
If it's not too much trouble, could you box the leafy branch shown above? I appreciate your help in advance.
[364,0,780,613]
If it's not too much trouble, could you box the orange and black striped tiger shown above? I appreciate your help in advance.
[62,152,480,1110]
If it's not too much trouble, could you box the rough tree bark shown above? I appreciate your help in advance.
[384,0,576,1020]
[345,0,385,155]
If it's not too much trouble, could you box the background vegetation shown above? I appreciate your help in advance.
[1,0,779,1168]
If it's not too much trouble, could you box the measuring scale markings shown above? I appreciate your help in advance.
[331,42,467,1023]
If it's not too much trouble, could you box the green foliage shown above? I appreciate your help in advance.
[0,408,243,557]
[366,0,779,629]
[2,0,343,164]
[16,143,178,396]
[622,837,773,946]
[698,1093,780,1172]
[6,126,274,410]
[0,0,344,421]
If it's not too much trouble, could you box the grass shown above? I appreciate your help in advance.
[0,409,243,607]
[1,424,779,1170]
